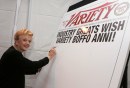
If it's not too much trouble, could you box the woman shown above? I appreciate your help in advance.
[0,29,56,88]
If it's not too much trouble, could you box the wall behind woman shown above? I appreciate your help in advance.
[0,0,17,57]
[0,0,30,58]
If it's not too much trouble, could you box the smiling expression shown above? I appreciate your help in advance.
[15,35,32,52]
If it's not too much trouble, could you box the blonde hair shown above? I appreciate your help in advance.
[14,29,33,40]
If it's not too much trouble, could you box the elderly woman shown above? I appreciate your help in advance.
[0,29,56,88]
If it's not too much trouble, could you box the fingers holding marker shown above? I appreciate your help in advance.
[48,47,56,60]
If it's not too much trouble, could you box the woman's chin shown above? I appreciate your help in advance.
[22,48,28,52]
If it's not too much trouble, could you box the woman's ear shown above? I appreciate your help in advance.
[14,40,18,46]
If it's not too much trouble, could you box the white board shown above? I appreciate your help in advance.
[34,0,130,88]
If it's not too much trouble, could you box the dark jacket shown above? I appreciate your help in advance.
[0,46,49,88]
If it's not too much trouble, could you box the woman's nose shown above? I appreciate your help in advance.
[26,41,30,45]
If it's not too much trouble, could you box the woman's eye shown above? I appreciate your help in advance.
[29,40,32,43]
[23,39,27,41]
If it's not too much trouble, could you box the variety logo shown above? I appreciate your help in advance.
[64,1,129,28]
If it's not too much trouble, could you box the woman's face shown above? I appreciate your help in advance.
[15,35,32,52]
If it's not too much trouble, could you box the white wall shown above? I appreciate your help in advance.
[128,60,130,88]
[0,0,17,57]
[0,0,30,58]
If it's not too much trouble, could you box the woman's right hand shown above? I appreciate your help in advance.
[48,47,56,60]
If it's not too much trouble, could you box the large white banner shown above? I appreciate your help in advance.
[35,0,130,88]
